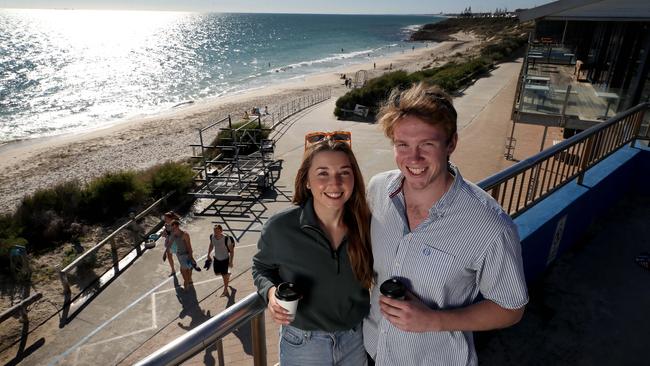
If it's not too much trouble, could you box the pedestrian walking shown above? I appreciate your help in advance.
[206,225,236,297]
[165,220,197,290]
[161,211,180,276]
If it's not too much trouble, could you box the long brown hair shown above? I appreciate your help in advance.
[293,140,373,289]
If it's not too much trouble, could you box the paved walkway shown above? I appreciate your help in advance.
[3,58,552,366]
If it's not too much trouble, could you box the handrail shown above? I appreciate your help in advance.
[135,292,267,366]
[0,293,43,324]
[1,292,43,360]
[268,88,331,129]
[59,191,175,323]
[478,102,649,217]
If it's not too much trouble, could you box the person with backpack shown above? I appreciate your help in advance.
[206,225,236,297]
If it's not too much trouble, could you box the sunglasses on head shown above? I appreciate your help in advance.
[304,131,352,150]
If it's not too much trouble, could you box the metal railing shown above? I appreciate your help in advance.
[135,292,267,366]
[0,293,43,358]
[479,102,649,217]
[59,191,174,324]
[267,88,331,128]
[0,293,43,325]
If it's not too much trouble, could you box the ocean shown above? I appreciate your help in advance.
[0,10,441,143]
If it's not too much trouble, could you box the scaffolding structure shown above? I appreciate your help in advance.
[188,89,331,231]
[189,115,283,221]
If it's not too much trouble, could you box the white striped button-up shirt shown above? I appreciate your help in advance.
[363,167,528,366]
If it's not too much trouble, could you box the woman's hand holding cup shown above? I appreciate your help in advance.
[267,286,293,325]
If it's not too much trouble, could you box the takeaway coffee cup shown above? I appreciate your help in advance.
[380,278,406,300]
[275,282,301,320]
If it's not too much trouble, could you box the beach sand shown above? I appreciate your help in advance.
[0,32,481,212]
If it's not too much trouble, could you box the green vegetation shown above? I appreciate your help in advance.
[0,161,194,269]
[83,172,149,223]
[61,245,97,269]
[148,161,195,198]
[334,18,530,119]
[480,35,528,61]
[335,71,410,118]
[411,17,520,41]
[335,57,493,118]
[209,119,271,159]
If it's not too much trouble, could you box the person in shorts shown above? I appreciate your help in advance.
[167,220,196,290]
[161,211,180,276]
[207,225,236,297]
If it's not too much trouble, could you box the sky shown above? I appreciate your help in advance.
[0,0,551,14]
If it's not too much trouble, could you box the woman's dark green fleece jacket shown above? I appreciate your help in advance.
[252,198,370,331]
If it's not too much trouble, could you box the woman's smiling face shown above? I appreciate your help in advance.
[307,150,355,212]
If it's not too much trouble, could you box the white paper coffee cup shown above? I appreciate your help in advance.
[275,282,301,320]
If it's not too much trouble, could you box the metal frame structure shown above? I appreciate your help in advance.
[189,90,331,226]
[189,115,281,226]
[483,102,648,217]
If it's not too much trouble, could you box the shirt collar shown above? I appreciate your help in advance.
[386,163,463,216]
[299,197,320,228]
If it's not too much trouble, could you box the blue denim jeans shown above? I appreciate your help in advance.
[279,324,367,366]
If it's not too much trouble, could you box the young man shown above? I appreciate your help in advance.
[363,83,528,365]
[207,225,236,297]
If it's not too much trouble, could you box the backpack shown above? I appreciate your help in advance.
[210,234,234,256]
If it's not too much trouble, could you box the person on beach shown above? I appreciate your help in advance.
[161,211,180,276]
[252,132,373,366]
[363,82,528,365]
[167,220,197,290]
[206,224,236,297]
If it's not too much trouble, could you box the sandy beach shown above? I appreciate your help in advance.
[0,32,481,212]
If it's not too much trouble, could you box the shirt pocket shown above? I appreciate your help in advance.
[410,243,458,308]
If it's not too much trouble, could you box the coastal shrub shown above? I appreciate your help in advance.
[61,245,97,270]
[82,171,149,223]
[426,58,492,92]
[0,213,22,242]
[17,181,83,221]
[335,59,492,119]
[481,36,527,61]
[15,182,85,250]
[211,119,271,157]
[334,71,410,118]
[0,214,27,271]
[148,161,195,197]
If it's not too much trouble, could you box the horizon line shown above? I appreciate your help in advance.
[0,7,449,16]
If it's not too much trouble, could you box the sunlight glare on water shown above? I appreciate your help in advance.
[0,10,434,142]
[1,9,198,140]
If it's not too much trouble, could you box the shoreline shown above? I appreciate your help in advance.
[0,32,481,211]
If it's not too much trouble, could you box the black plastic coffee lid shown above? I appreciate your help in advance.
[276,282,301,301]
[380,278,406,299]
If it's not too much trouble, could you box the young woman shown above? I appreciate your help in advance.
[167,220,196,290]
[252,135,373,366]
[161,211,180,275]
